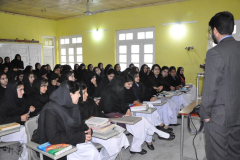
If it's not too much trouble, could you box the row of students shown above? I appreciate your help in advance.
[0,54,24,72]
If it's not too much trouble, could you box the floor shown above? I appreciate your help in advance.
[0,117,206,160]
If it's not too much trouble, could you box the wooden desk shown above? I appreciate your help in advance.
[179,100,206,160]
[26,142,77,160]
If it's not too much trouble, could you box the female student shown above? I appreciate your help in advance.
[114,64,121,76]
[3,66,8,74]
[82,71,98,98]
[104,64,112,75]
[95,69,116,97]
[0,72,8,103]
[7,70,17,81]
[26,78,49,117]
[99,76,174,155]
[11,54,24,70]
[177,67,185,86]
[17,70,24,81]
[60,71,75,82]
[146,64,164,96]
[168,66,182,90]
[0,57,3,72]
[93,67,102,84]
[129,63,134,69]
[3,57,12,71]
[36,81,101,160]
[24,65,33,73]
[34,63,41,77]
[161,66,171,91]
[0,80,35,160]
[47,73,60,95]
[87,64,93,71]
[139,64,148,84]
[77,63,86,81]
[73,64,79,79]
[78,82,129,160]
[23,72,35,97]
[98,63,104,74]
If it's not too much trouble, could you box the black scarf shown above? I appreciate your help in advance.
[36,81,82,144]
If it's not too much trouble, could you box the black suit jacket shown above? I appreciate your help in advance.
[200,37,240,127]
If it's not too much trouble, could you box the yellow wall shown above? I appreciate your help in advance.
[56,0,240,93]
[0,12,57,64]
[1,0,240,93]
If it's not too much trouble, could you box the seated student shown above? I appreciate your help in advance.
[98,63,104,75]
[26,78,49,117]
[129,63,134,69]
[100,76,174,155]
[95,69,116,97]
[3,57,12,71]
[93,67,102,84]
[77,63,86,81]
[168,66,182,90]
[78,82,129,160]
[87,64,93,71]
[39,67,48,80]
[3,66,8,74]
[161,66,171,91]
[62,65,72,73]
[7,70,18,81]
[0,72,8,103]
[34,63,41,77]
[23,72,35,97]
[47,73,60,95]
[82,71,98,98]
[73,64,79,80]
[24,65,33,73]
[60,71,75,83]
[11,54,24,70]
[53,65,61,78]
[177,67,185,86]
[0,57,3,72]
[114,64,121,76]
[104,64,112,75]
[139,64,148,84]
[36,81,101,160]
[146,64,164,95]
[17,70,24,81]
[0,80,35,160]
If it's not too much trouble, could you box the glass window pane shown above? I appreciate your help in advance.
[146,31,153,39]
[119,34,125,40]
[144,54,153,63]
[126,33,133,40]
[45,41,48,46]
[72,38,76,43]
[61,63,66,65]
[77,55,82,62]
[69,48,74,55]
[60,39,65,44]
[69,63,74,69]
[146,64,153,68]
[119,46,127,54]
[65,38,69,44]
[131,45,139,53]
[119,55,127,63]
[69,56,74,62]
[144,44,153,53]
[77,48,82,54]
[138,32,145,39]
[131,54,139,63]
[61,56,66,62]
[49,40,52,46]
[61,49,66,55]
[120,63,127,71]
[77,37,82,43]
[134,64,139,68]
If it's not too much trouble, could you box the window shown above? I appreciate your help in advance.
[59,34,83,69]
[116,27,155,71]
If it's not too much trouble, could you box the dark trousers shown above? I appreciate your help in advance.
[204,121,240,160]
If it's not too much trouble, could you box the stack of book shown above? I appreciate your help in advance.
[0,122,20,131]
[37,142,72,156]
[129,103,149,111]
[85,117,115,133]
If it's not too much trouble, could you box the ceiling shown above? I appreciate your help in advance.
[0,0,187,20]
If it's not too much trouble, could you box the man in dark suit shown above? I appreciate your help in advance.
[200,11,240,160]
